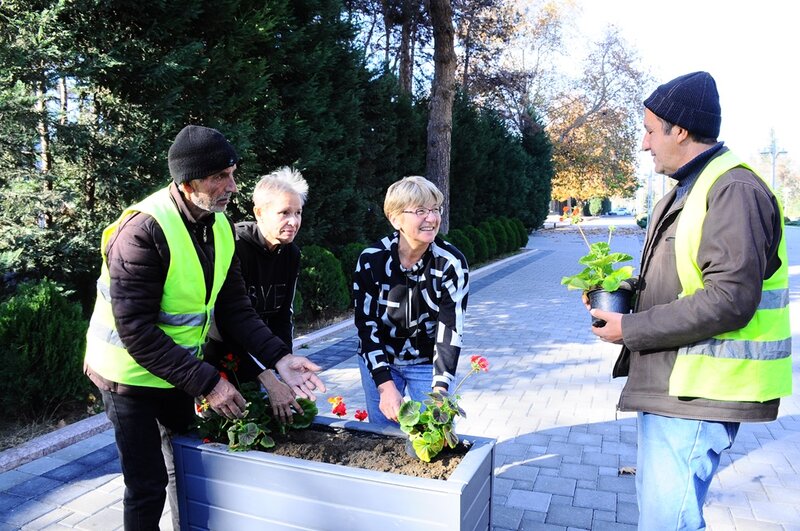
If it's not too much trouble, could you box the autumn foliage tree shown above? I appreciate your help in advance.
[548,28,646,203]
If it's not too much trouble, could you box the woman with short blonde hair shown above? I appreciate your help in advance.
[354,176,469,426]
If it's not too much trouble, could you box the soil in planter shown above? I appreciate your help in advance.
[267,424,468,480]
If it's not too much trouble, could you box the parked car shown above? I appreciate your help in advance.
[609,207,631,216]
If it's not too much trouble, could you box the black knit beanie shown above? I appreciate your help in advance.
[644,71,721,139]
[168,125,239,184]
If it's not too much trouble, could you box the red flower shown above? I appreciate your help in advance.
[470,355,489,372]
[328,396,347,416]
[219,371,228,381]
[332,402,347,417]
[354,409,368,421]
[202,437,211,443]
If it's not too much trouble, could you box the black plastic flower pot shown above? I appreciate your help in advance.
[587,288,633,327]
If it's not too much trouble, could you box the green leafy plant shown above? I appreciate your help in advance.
[398,355,489,462]
[0,279,90,420]
[559,206,633,292]
[196,381,318,452]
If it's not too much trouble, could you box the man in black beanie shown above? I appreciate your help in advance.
[590,72,791,529]
[84,124,326,530]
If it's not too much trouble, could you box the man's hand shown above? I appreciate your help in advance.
[258,369,302,424]
[590,309,624,344]
[274,354,326,401]
[377,381,403,422]
[203,378,247,419]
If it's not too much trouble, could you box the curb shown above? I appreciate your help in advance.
[0,248,536,474]
[0,413,112,473]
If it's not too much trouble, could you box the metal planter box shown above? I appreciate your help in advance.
[172,416,494,530]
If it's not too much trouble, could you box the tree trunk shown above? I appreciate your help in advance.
[35,76,54,227]
[382,0,393,66]
[35,80,53,183]
[85,93,98,213]
[426,0,456,234]
[461,20,472,93]
[59,77,68,125]
[398,0,415,94]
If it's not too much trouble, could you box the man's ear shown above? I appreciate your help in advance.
[179,181,193,196]
[674,126,691,144]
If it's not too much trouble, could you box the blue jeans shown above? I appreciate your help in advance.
[636,412,739,530]
[357,356,434,427]
[101,389,194,531]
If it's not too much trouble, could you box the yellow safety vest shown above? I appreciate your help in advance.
[84,187,234,388]
[671,150,792,402]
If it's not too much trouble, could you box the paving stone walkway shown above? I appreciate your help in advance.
[1,217,799,530]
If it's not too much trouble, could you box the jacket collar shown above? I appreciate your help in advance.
[671,142,725,201]
[236,221,284,254]
[169,182,215,229]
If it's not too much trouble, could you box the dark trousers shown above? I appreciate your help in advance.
[101,389,194,531]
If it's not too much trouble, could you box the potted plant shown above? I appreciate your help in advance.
[174,369,495,530]
[398,355,490,462]
[559,206,635,326]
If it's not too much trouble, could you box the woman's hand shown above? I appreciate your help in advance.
[377,381,403,422]
[258,369,302,424]
[274,354,326,400]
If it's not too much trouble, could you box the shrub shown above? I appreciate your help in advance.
[636,214,648,229]
[589,197,604,216]
[292,289,305,322]
[463,226,488,264]
[511,218,529,248]
[335,242,368,303]
[478,222,498,258]
[499,217,521,250]
[298,245,350,319]
[442,229,474,265]
[0,279,90,420]
[489,218,510,254]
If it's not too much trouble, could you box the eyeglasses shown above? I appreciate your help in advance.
[402,206,443,217]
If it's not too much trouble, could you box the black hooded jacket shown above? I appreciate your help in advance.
[206,221,300,381]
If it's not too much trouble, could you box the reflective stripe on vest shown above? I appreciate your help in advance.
[84,187,234,388]
[671,150,792,402]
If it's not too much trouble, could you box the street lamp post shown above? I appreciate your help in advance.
[760,129,787,191]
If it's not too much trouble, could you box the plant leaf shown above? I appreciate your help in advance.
[398,400,422,427]
[443,425,459,448]
[290,397,318,428]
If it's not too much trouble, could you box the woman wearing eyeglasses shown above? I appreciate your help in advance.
[353,176,470,426]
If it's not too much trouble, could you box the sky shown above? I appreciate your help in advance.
[571,0,798,182]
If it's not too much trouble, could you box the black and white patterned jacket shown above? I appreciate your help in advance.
[354,232,469,391]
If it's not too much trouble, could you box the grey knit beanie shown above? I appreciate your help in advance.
[644,71,721,139]
[168,125,239,184]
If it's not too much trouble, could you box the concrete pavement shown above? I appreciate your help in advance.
[1,216,799,530]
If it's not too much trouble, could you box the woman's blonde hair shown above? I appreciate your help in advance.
[252,166,309,207]
[383,176,443,220]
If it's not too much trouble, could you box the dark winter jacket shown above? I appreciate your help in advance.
[354,233,469,391]
[205,221,300,381]
[615,145,784,422]
[85,184,290,397]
